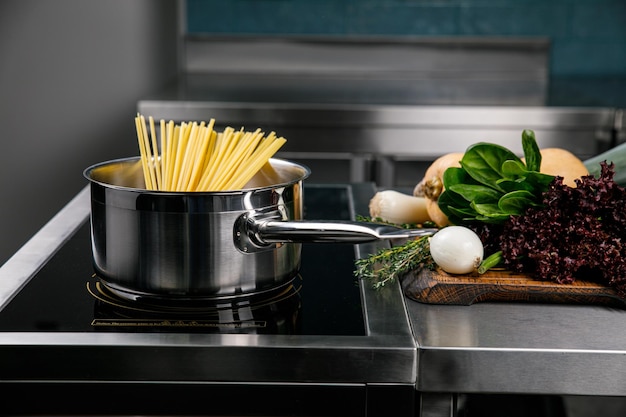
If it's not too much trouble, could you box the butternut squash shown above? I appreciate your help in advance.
[522,148,589,187]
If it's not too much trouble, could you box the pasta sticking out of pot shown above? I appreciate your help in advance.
[134,114,287,191]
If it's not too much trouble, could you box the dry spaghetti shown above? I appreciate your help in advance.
[134,114,286,192]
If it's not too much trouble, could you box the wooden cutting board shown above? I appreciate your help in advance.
[401,267,626,308]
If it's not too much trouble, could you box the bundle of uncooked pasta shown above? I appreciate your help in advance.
[134,114,286,191]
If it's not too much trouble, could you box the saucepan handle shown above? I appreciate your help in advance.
[234,210,437,252]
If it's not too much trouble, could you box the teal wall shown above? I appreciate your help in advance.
[187,0,626,77]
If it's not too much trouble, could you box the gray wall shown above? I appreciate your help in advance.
[0,0,179,264]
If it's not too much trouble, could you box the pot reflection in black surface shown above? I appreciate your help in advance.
[88,275,302,334]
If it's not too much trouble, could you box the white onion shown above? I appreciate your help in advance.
[429,226,484,274]
[368,190,430,225]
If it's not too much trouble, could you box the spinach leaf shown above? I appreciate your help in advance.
[435,129,554,226]
[501,159,528,177]
[498,190,538,215]
[440,168,475,206]
[522,129,542,172]
[496,178,534,193]
[522,171,556,190]
[460,143,522,192]
[470,202,511,223]
[447,204,480,223]
[443,166,476,188]
[448,183,502,204]
[437,191,467,224]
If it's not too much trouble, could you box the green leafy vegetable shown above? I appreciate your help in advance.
[498,190,539,215]
[460,142,522,192]
[438,130,555,226]
[354,129,571,287]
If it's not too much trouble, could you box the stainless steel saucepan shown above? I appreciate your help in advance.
[84,157,435,300]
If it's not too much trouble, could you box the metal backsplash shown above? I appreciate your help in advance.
[139,36,617,188]
[182,35,550,106]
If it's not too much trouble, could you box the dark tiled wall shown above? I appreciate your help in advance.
[186,0,626,76]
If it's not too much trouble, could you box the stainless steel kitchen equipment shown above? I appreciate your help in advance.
[85,157,436,300]
[4,180,626,416]
[4,35,626,416]
[0,182,417,416]
[138,37,622,189]
[134,35,626,416]
[408,293,626,416]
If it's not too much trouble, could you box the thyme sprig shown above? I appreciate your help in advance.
[354,216,437,289]
[355,214,436,230]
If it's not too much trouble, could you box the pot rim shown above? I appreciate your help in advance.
[83,156,311,195]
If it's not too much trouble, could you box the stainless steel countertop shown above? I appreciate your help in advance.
[3,180,626,414]
[407,289,626,398]
[0,183,415,387]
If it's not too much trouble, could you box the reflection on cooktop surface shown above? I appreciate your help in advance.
[88,275,303,334]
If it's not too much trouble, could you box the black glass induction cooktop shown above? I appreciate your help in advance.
[0,185,365,335]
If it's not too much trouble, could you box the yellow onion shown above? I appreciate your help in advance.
[414,152,463,227]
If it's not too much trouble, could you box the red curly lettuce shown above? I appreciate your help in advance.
[499,162,626,296]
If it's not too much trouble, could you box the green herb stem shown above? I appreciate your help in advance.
[478,250,503,274]
[354,236,435,289]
